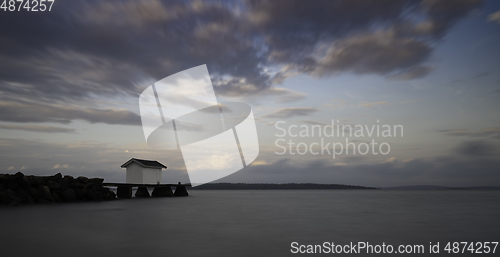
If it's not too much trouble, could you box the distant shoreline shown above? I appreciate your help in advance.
[190,183,377,190]
[190,183,500,190]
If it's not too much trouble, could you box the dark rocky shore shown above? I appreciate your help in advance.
[0,172,116,206]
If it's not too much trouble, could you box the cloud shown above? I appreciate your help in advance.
[216,154,500,187]
[247,0,481,79]
[399,99,421,104]
[232,87,307,104]
[262,108,319,119]
[382,157,397,163]
[300,120,328,126]
[250,160,269,166]
[359,101,390,107]
[1,137,499,187]
[0,100,140,125]
[455,140,495,156]
[440,127,500,139]
[0,124,75,133]
[322,99,349,110]
[263,88,307,103]
[473,71,492,79]
[488,10,500,25]
[0,0,483,108]
[313,31,433,77]
[390,66,433,80]
[0,137,190,183]
[53,164,70,169]
[0,0,270,102]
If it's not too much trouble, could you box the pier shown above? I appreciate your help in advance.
[103,182,191,198]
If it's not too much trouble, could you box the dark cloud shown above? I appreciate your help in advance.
[473,71,492,79]
[455,140,496,156]
[247,0,482,78]
[313,32,433,77]
[440,127,500,139]
[0,124,75,134]
[0,0,482,107]
[0,99,140,125]
[262,108,319,119]
[390,66,433,80]
[416,0,483,37]
[0,0,269,102]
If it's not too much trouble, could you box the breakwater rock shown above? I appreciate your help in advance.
[0,172,116,206]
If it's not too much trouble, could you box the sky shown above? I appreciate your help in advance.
[0,0,499,187]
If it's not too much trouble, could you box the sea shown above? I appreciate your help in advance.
[1,190,499,256]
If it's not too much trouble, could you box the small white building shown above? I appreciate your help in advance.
[121,158,167,184]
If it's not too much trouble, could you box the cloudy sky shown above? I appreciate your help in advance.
[1,0,499,187]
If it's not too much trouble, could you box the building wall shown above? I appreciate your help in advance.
[142,167,162,184]
[143,167,162,184]
[126,163,143,184]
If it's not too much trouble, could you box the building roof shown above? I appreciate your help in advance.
[121,158,167,169]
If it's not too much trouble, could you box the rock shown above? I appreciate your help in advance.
[60,182,69,191]
[48,173,62,181]
[36,198,52,204]
[70,182,84,189]
[34,176,46,186]
[26,175,39,187]
[15,188,34,204]
[74,188,85,200]
[38,186,55,202]
[0,174,8,190]
[0,173,116,205]
[85,190,96,201]
[60,176,74,190]
[93,191,104,201]
[46,180,61,190]
[60,188,77,202]
[52,192,60,202]
[77,176,89,184]
[29,187,40,201]
[12,171,24,180]
[88,178,104,185]
[152,186,173,197]
[17,177,31,190]
[9,172,30,191]
[135,187,150,197]
[0,192,21,206]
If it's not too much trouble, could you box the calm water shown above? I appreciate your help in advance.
[1,190,499,256]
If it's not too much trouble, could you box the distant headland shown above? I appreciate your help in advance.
[190,183,500,190]
[191,183,377,190]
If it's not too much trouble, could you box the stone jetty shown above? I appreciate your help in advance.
[1,172,191,206]
[0,172,116,206]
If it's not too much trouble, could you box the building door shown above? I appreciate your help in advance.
[156,171,160,184]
